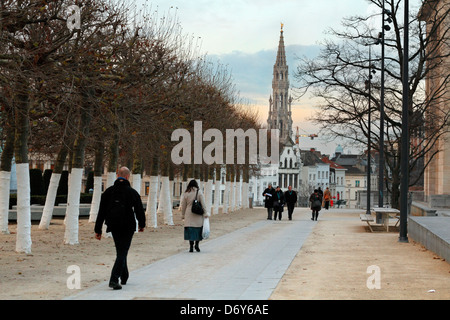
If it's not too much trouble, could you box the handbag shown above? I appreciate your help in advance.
[191,188,204,215]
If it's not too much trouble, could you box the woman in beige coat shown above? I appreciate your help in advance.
[180,180,210,252]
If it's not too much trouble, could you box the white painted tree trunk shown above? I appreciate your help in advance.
[132,173,141,232]
[106,172,116,188]
[223,181,230,213]
[230,181,236,212]
[146,175,159,228]
[161,176,173,225]
[132,173,141,193]
[0,170,11,234]
[88,176,102,223]
[204,179,213,215]
[157,176,165,215]
[39,172,61,229]
[235,180,241,210]
[213,179,220,215]
[15,163,32,254]
[242,182,249,209]
[64,168,83,245]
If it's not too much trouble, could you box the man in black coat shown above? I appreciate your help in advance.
[273,186,285,220]
[95,167,146,290]
[284,185,298,220]
[262,184,275,220]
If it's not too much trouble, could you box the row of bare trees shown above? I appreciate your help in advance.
[0,1,260,253]
[294,0,450,208]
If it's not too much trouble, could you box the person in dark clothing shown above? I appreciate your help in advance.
[263,184,275,220]
[309,189,322,221]
[284,185,297,220]
[95,167,146,290]
[273,186,285,220]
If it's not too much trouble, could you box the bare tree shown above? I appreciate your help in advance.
[294,0,450,208]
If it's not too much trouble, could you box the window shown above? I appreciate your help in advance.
[355,180,360,187]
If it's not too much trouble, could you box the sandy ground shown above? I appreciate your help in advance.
[0,207,449,300]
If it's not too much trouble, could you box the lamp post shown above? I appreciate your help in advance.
[365,45,377,215]
[379,1,392,208]
[399,0,409,243]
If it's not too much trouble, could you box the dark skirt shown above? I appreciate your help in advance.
[184,227,203,241]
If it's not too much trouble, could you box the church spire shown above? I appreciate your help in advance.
[267,24,293,145]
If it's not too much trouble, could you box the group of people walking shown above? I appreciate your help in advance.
[309,187,332,221]
[263,184,332,222]
[262,184,298,220]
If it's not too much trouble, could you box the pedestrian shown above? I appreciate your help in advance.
[317,187,323,198]
[323,187,331,210]
[262,184,275,220]
[284,185,297,220]
[273,186,285,220]
[309,189,322,221]
[180,180,209,253]
[94,166,146,290]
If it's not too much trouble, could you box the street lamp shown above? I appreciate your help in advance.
[379,1,393,208]
[365,45,377,215]
[399,0,409,243]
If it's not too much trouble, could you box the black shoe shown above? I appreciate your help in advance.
[189,247,193,252]
[120,279,127,285]
[195,245,200,252]
[109,282,122,290]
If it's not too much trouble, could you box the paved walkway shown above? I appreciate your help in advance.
[66,216,316,300]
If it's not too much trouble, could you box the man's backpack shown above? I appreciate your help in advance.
[106,188,129,229]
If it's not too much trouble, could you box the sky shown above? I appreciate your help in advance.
[134,0,420,156]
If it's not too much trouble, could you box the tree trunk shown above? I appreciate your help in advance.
[242,166,249,209]
[146,156,159,228]
[223,165,231,214]
[14,81,32,254]
[213,166,221,214]
[64,91,93,245]
[204,167,213,216]
[88,138,105,223]
[39,135,73,229]
[0,118,14,234]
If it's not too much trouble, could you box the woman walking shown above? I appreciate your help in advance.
[180,180,209,252]
[309,189,322,221]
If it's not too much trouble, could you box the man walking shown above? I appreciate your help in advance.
[263,184,275,220]
[284,185,297,220]
[95,167,146,290]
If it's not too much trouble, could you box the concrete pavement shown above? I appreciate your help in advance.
[66,214,316,300]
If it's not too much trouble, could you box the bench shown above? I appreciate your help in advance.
[360,214,375,232]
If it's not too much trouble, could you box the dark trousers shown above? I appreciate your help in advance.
[274,209,282,220]
[111,230,134,284]
[287,204,295,220]
[267,207,273,220]
[311,210,320,221]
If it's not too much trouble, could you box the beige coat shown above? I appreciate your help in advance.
[180,188,209,227]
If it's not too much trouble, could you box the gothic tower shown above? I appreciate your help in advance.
[267,24,293,145]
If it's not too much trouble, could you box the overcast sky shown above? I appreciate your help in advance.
[135,0,421,155]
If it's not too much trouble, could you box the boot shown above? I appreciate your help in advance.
[195,241,200,252]
[189,241,194,252]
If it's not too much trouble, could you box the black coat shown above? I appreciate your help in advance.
[284,190,297,206]
[273,190,285,212]
[95,178,146,234]
[262,187,275,208]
